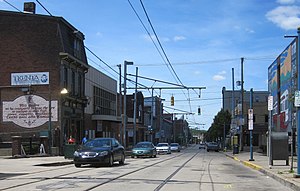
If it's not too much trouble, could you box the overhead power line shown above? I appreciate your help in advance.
[3,0,22,12]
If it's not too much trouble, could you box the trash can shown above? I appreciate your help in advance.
[233,144,239,154]
[64,144,77,159]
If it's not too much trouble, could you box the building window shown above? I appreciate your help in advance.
[74,38,82,60]
[71,70,75,96]
[93,86,116,116]
[63,67,68,88]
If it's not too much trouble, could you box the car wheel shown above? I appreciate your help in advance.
[207,149,210,152]
[153,154,156,158]
[131,155,134,158]
[75,163,81,168]
[108,155,114,167]
[119,153,125,165]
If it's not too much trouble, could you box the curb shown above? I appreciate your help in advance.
[225,153,300,191]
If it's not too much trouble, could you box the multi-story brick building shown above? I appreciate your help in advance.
[0,6,89,154]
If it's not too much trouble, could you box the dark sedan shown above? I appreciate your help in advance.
[131,142,157,158]
[206,142,220,152]
[73,138,125,167]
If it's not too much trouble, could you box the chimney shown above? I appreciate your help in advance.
[24,2,36,14]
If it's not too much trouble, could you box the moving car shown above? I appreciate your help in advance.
[206,142,219,152]
[170,143,181,152]
[73,138,125,167]
[156,143,171,154]
[199,143,206,149]
[131,141,157,158]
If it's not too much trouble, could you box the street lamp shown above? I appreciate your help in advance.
[48,87,68,155]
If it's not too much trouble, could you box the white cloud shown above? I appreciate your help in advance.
[213,74,226,81]
[266,6,300,30]
[277,0,296,4]
[245,28,255,33]
[219,71,226,75]
[173,36,186,42]
[96,32,103,37]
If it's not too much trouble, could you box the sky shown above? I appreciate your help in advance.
[1,0,300,130]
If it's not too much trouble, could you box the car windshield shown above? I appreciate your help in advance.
[157,143,168,147]
[170,143,179,146]
[134,143,152,148]
[84,139,111,148]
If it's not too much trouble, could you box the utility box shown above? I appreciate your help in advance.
[271,132,289,165]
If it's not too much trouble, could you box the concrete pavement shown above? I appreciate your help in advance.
[224,151,300,191]
[1,149,300,190]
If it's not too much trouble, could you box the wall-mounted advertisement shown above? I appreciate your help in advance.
[268,39,296,132]
[2,95,57,128]
[11,72,49,86]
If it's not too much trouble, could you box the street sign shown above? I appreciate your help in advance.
[268,96,273,111]
[248,109,253,130]
[248,109,253,120]
[248,119,253,130]
[295,91,300,107]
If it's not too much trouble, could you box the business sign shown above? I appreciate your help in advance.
[11,72,49,86]
[2,95,57,128]
[295,91,300,107]
[268,96,273,111]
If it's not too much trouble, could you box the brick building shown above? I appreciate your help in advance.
[0,8,89,154]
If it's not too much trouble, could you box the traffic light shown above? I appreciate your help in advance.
[198,107,201,115]
[171,95,174,106]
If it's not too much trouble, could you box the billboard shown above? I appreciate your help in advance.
[268,39,296,132]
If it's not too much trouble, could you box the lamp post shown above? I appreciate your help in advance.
[48,87,68,155]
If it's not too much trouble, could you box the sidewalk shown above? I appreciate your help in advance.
[224,151,300,191]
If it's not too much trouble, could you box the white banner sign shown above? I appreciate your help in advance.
[11,72,49,86]
[3,95,57,128]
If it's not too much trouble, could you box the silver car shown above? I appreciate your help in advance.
[170,143,181,152]
[156,143,171,154]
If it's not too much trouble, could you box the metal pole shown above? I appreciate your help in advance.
[296,28,300,176]
[232,68,235,152]
[249,88,254,161]
[151,88,154,143]
[240,57,244,152]
[268,95,273,166]
[123,61,133,149]
[223,122,226,150]
[118,64,122,144]
[133,67,138,146]
[48,91,52,155]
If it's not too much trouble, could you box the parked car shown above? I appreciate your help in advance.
[156,143,171,154]
[170,143,181,152]
[199,143,206,149]
[206,142,219,152]
[131,141,157,158]
[73,138,125,167]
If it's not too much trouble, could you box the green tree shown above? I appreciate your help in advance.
[205,109,231,142]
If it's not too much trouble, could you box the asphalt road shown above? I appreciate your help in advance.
[0,145,293,191]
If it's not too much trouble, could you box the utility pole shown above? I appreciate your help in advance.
[296,28,300,177]
[123,61,133,149]
[133,67,138,146]
[150,88,154,143]
[240,57,244,152]
[117,64,122,144]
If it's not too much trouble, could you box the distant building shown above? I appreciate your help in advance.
[222,87,269,150]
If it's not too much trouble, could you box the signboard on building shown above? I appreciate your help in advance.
[295,91,300,107]
[11,72,49,85]
[2,95,57,128]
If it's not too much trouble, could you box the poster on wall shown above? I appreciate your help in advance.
[2,95,57,128]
